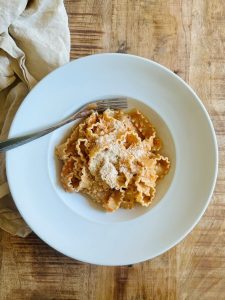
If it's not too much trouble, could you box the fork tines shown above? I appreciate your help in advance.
[96,98,128,112]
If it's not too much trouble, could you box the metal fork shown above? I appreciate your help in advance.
[0,98,128,152]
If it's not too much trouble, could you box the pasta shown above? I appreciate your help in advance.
[56,109,170,212]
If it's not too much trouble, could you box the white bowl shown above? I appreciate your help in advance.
[6,53,218,265]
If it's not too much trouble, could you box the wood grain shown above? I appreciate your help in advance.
[1,0,225,299]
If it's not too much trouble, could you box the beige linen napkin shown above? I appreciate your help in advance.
[0,0,70,237]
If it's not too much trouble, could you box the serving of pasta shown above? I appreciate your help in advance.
[56,108,170,212]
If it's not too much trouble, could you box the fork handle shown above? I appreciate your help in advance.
[0,127,60,152]
[0,109,93,153]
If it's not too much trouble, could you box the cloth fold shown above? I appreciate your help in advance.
[0,0,70,237]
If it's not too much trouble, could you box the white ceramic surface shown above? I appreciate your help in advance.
[6,54,218,266]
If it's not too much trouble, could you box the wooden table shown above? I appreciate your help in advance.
[1,0,225,299]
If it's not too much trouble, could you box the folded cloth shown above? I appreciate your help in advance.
[0,0,70,237]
